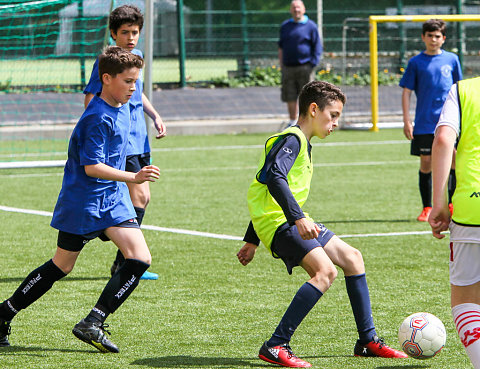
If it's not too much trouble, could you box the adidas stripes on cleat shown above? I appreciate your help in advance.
[72,319,119,353]
[354,336,408,358]
[0,318,11,347]
[258,341,311,368]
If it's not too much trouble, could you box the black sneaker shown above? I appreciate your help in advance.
[0,318,11,347]
[72,319,119,353]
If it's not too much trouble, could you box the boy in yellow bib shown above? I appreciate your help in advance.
[237,81,407,367]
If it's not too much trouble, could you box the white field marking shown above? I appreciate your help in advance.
[151,140,408,152]
[0,159,418,178]
[0,140,408,160]
[0,205,444,240]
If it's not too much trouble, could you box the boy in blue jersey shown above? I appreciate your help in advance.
[400,19,462,222]
[0,46,160,353]
[237,81,407,368]
[84,5,165,280]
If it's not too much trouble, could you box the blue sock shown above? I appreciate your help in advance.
[267,282,323,347]
[345,274,376,343]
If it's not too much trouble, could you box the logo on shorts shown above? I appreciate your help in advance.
[128,218,138,223]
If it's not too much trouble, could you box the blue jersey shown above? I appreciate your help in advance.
[83,48,150,156]
[399,50,462,135]
[278,16,322,67]
[50,95,136,235]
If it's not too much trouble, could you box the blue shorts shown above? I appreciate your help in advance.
[271,222,335,275]
[126,153,151,173]
[57,218,139,252]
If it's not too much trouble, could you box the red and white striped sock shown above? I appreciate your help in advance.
[452,303,480,368]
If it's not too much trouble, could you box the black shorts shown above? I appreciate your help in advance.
[57,218,139,252]
[411,134,434,156]
[271,222,335,275]
[125,153,151,173]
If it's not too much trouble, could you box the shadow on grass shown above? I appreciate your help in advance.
[0,276,109,283]
[0,345,91,354]
[131,356,267,368]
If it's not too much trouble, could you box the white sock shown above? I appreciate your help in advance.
[452,303,480,368]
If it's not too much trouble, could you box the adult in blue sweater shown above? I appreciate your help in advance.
[279,0,322,128]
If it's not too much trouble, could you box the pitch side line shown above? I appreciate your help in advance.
[0,140,408,160]
[0,205,441,241]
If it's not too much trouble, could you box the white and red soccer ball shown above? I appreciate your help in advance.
[398,312,446,359]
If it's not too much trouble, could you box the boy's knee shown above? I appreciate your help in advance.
[312,265,337,287]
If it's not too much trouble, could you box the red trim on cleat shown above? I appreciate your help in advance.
[354,336,408,358]
[259,342,312,368]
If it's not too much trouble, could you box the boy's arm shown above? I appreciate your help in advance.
[265,135,320,240]
[237,222,259,266]
[84,93,94,109]
[429,125,456,239]
[84,162,160,184]
[142,93,166,139]
[402,88,413,140]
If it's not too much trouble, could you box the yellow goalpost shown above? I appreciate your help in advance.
[369,14,480,131]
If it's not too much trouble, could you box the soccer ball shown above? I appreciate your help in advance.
[398,312,446,359]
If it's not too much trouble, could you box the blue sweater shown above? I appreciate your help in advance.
[278,16,322,67]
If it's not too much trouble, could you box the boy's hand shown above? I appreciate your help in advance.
[237,243,257,266]
[403,121,413,140]
[154,117,167,139]
[428,205,450,239]
[134,165,160,183]
[295,218,320,240]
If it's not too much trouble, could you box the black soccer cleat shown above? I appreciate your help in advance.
[0,318,11,347]
[72,319,119,353]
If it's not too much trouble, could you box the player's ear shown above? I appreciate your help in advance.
[101,73,112,85]
[110,30,117,40]
[310,102,318,117]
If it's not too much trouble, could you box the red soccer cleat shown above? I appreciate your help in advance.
[449,203,454,216]
[417,207,432,222]
[258,341,312,368]
[354,336,408,358]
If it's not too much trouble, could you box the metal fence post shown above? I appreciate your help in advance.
[78,0,85,87]
[240,0,250,77]
[144,0,154,145]
[177,0,186,87]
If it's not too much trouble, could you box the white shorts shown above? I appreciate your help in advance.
[449,242,480,286]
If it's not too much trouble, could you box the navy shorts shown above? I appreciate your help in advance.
[125,153,151,173]
[57,218,139,252]
[271,222,335,275]
[411,134,434,156]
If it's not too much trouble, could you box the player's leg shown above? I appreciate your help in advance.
[281,67,299,128]
[73,226,150,353]
[414,134,434,221]
[0,232,86,346]
[449,241,480,367]
[324,235,407,358]
[259,225,335,368]
[111,154,157,280]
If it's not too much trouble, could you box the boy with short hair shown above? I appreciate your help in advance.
[84,5,165,280]
[237,80,407,368]
[0,46,160,353]
[400,18,462,222]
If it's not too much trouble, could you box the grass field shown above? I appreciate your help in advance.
[0,128,472,368]
[0,58,237,87]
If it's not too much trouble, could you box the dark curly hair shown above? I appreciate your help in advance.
[109,5,144,33]
[298,81,346,116]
